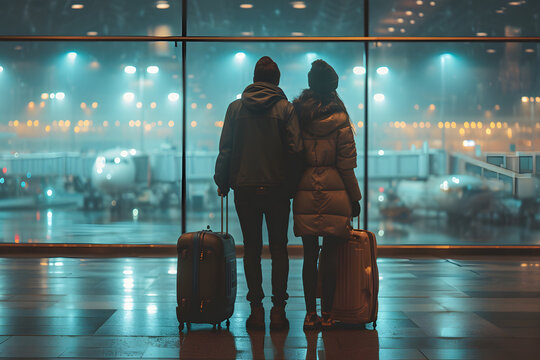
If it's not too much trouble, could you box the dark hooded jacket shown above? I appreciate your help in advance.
[214,82,303,194]
[292,94,362,239]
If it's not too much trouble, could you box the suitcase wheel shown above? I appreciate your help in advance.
[226,319,230,329]
[178,322,184,331]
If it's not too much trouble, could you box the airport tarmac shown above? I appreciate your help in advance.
[1,206,539,245]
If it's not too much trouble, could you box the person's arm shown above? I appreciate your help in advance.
[336,122,362,202]
[284,102,303,154]
[214,103,236,195]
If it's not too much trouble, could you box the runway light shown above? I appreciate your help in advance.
[129,149,137,155]
[132,208,139,217]
[67,52,77,61]
[150,102,157,109]
[120,150,128,157]
[376,66,389,75]
[291,1,307,9]
[168,121,174,127]
[463,140,475,147]
[353,66,366,75]
[239,3,253,9]
[378,150,385,156]
[41,93,49,100]
[373,93,385,102]
[156,1,170,9]
[136,102,142,109]
[124,65,136,74]
[92,102,98,109]
[0,66,3,72]
[46,189,53,197]
[123,92,135,102]
[191,103,197,109]
[521,96,529,103]
[146,66,159,74]
[71,4,84,9]
[191,121,197,128]
[168,92,179,102]
[206,103,213,110]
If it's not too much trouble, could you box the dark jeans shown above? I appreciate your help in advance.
[302,236,343,313]
[234,187,290,307]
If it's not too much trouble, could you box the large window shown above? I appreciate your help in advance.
[0,0,539,246]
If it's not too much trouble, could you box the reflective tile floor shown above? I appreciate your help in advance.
[0,257,540,359]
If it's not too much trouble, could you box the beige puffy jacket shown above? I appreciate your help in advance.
[293,110,362,240]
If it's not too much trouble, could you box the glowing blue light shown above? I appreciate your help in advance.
[306,52,317,62]
[21,181,26,188]
[146,66,159,74]
[353,66,366,75]
[46,189,53,197]
[376,66,389,75]
[124,65,137,74]
[0,178,4,184]
[234,52,246,63]
[26,172,31,179]
[67,52,77,61]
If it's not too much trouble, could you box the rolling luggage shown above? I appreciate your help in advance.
[331,218,379,327]
[176,195,237,331]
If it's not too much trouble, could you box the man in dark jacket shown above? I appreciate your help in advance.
[214,56,302,330]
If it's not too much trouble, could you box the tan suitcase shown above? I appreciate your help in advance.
[331,228,379,326]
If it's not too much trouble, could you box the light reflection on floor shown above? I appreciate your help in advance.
[0,257,539,359]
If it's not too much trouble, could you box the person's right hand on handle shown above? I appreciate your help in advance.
[351,201,361,218]
[217,187,229,196]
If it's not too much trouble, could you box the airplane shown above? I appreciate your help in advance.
[377,174,517,223]
[87,147,180,211]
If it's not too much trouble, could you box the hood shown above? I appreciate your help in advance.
[241,82,287,111]
[306,112,349,137]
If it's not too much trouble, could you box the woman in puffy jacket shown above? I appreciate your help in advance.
[293,59,362,330]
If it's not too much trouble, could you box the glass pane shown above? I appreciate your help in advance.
[188,0,365,36]
[368,42,540,245]
[0,1,181,36]
[186,42,366,244]
[371,0,540,37]
[0,42,182,244]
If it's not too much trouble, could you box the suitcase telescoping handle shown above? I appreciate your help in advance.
[220,194,228,234]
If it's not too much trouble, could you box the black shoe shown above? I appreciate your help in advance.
[246,304,265,330]
[270,306,290,331]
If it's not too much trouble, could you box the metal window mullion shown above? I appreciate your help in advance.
[181,0,187,234]
[363,0,369,231]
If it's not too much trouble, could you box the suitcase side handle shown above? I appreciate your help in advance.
[221,194,228,235]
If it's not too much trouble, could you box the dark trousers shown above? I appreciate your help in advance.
[302,236,343,313]
[234,187,290,307]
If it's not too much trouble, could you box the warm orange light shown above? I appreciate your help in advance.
[40,101,45,108]
[471,122,477,129]
[150,102,157,109]
[429,104,436,111]
[419,122,425,128]
[92,102,98,109]
[438,122,443,129]
[84,120,90,127]
[477,122,483,128]
[27,120,32,127]
[451,122,456,128]
[168,121,174,127]
[444,122,450,129]
[41,93,49,100]
[80,102,87,109]
[464,122,469,128]
[191,103,197,109]
[459,128,465,136]
[103,121,109,127]
[135,120,141,127]
[486,128,491,135]
[45,125,51,132]
[425,122,431,128]
[28,101,35,109]
[129,120,135,127]
[357,121,364,128]
[33,120,39,127]
[144,124,152,131]
[206,103,213,110]
[13,120,19,127]
[136,102,143,109]
[413,122,418,128]
[191,121,197,127]
[65,120,71,127]
[74,126,80,133]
